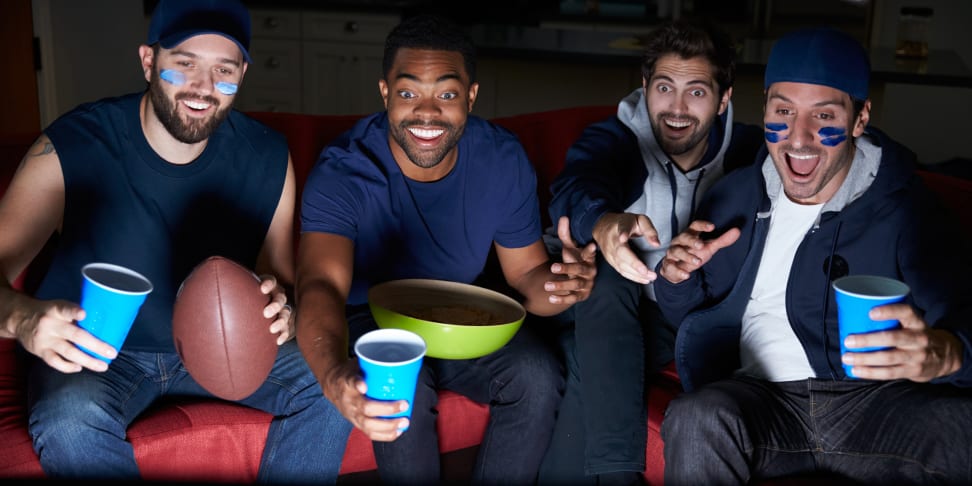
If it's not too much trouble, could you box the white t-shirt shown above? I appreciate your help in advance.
[738,193,823,382]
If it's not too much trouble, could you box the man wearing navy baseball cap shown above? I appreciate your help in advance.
[653,27,972,484]
[0,0,351,482]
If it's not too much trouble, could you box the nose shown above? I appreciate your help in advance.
[412,95,442,119]
[184,69,215,95]
[788,114,814,148]
[671,92,689,114]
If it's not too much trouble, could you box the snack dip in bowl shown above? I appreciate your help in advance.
[368,279,525,359]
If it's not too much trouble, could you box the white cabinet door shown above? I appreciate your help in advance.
[302,42,385,116]
[236,38,302,113]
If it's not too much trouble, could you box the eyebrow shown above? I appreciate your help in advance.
[650,74,714,88]
[169,49,241,68]
[769,92,844,108]
[394,72,463,83]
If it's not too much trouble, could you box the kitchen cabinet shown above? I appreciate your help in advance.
[235,8,399,115]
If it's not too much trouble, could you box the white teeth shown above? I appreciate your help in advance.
[665,119,690,128]
[788,153,817,160]
[408,127,444,139]
[183,100,210,110]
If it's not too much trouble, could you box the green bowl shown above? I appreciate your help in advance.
[368,279,525,360]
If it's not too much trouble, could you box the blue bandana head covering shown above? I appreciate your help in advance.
[764,28,869,101]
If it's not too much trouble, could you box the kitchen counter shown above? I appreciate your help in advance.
[468,23,972,88]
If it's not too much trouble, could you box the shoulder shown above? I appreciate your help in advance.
[223,110,289,156]
[45,93,140,143]
[464,116,533,169]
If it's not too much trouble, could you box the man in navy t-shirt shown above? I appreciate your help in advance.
[297,14,597,485]
[0,0,350,482]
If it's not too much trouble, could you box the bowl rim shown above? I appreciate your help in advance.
[367,278,526,327]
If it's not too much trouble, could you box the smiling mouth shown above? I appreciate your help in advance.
[181,99,212,112]
[407,126,445,141]
[664,118,692,130]
[786,152,819,177]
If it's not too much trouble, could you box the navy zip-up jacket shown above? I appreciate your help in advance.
[654,128,972,392]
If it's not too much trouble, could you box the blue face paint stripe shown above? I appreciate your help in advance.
[160,69,185,86]
[160,69,238,96]
[764,122,788,143]
[214,82,238,95]
[819,126,848,147]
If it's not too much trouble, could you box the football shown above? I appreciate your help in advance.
[172,256,276,401]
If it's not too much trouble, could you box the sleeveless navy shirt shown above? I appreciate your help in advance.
[38,92,288,352]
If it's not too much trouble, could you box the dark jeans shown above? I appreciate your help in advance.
[26,340,351,484]
[539,257,676,483]
[347,305,564,485]
[662,375,972,485]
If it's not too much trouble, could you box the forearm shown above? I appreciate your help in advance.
[0,282,32,339]
[295,283,349,397]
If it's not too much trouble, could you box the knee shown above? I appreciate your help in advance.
[662,387,743,441]
[30,398,122,450]
[499,353,564,411]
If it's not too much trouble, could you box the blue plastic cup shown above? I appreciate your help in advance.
[832,275,910,378]
[77,263,153,363]
[354,329,426,425]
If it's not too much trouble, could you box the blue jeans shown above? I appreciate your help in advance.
[26,340,351,484]
[348,306,564,485]
[662,375,972,485]
[539,256,675,483]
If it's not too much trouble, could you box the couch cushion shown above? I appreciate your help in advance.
[130,399,271,483]
[0,339,43,478]
[492,105,617,227]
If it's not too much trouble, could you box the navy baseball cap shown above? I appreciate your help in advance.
[764,28,870,101]
[147,0,252,63]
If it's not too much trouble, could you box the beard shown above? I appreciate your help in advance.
[389,119,463,169]
[651,112,713,157]
[148,68,231,144]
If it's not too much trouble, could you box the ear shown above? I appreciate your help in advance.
[717,86,732,116]
[379,79,389,109]
[139,45,154,83]
[466,82,479,113]
[852,99,871,137]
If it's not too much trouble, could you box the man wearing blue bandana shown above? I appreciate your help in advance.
[654,27,972,484]
[0,0,351,481]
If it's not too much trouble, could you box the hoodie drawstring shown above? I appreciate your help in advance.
[665,162,679,233]
[665,162,707,233]
[690,168,706,221]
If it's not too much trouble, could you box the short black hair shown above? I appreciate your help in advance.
[382,14,477,83]
[640,20,736,96]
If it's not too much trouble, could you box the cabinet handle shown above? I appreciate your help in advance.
[266,57,281,69]
[264,17,281,29]
[344,21,359,33]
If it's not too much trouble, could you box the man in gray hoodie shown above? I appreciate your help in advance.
[539,20,763,485]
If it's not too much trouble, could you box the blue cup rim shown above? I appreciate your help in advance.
[354,328,426,366]
[82,262,154,295]
[832,275,909,300]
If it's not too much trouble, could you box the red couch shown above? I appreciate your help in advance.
[1,106,970,484]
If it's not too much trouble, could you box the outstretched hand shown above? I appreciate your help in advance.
[659,220,740,284]
[591,212,659,284]
[546,216,598,305]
